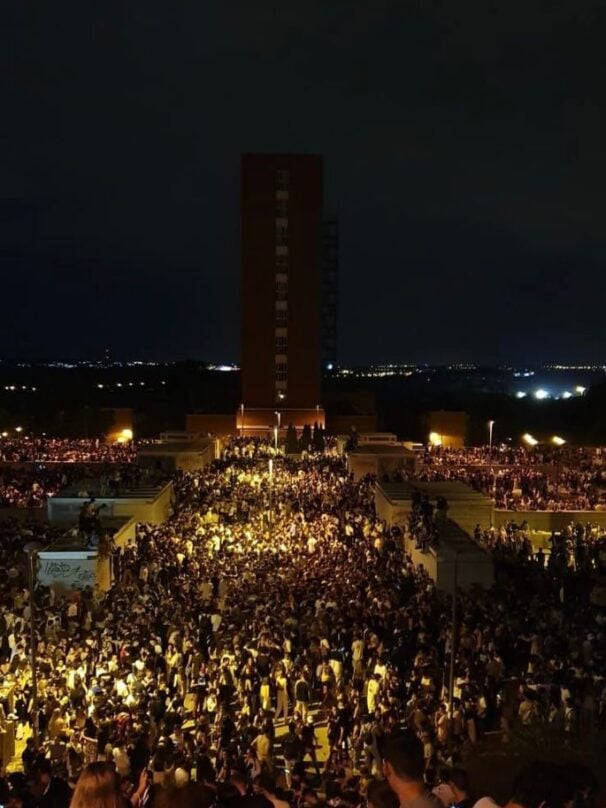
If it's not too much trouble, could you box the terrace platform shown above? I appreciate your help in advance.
[376,480,494,593]
[47,480,173,525]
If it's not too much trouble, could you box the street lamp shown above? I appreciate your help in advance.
[24,541,43,748]
[447,549,460,744]
[488,420,495,453]
[273,426,278,452]
[240,403,245,438]
[268,458,274,526]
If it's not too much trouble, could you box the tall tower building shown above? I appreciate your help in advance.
[241,154,323,424]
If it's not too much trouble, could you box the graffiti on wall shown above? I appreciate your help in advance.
[38,559,96,589]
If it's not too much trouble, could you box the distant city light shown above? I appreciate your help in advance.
[522,433,538,446]
[575,385,586,395]
[97,383,104,388]
[552,435,566,446]
[428,432,443,446]
[534,389,549,400]
[561,391,572,399]
[208,364,239,372]
[15,426,23,433]
[516,392,527,399]
[326,363,334,371]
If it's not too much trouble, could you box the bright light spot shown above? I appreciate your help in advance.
[121,428,133,441]
[326,363,334,371]
[0,432,6,438]
[534,389,549,400]
[575,385,586,395]
[552,435,566,446]
[15,426,23,433]
[562,391,572,399]
[429,432,443,446]
[116,382,122,387]
[97,383,104,389]
[522,433,538,446]
[516,392,527,399]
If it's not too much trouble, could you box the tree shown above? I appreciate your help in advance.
[312,423,325,453]
[300,424,312,452]
[285,424,299,454]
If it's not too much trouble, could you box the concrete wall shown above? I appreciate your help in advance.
[493,509,606,532]
[447,501,495,538]
[47,482,173,526]
[404,540,439,580]
[38,551,97,592]
[375,487,411,527]
[403,536,494,593]
[347,454,378,481]
[436,554,494,594]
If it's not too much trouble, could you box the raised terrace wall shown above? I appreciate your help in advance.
[493,509,606,531]
[47,482,173,525]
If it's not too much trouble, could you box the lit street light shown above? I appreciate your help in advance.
[240,403,245,438]
[24,541,43,748]
[488,420,495,453]
[268,458,274,526]
[447,549,460,744]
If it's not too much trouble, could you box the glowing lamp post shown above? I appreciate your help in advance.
[24,541,43,747]
[268,458,274,526]
[488,420,495,454]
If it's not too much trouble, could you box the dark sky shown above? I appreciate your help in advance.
[3,0,606,365]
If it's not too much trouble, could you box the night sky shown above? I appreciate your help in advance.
[3,1,606,365]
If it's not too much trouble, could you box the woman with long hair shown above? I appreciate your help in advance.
[70,762,126,808]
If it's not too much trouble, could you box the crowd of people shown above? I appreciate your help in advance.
[0,438,140,464]
[0,438,601,808]
[413,446,606,511]
[0,464,152,509]
[419,446,604,469]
